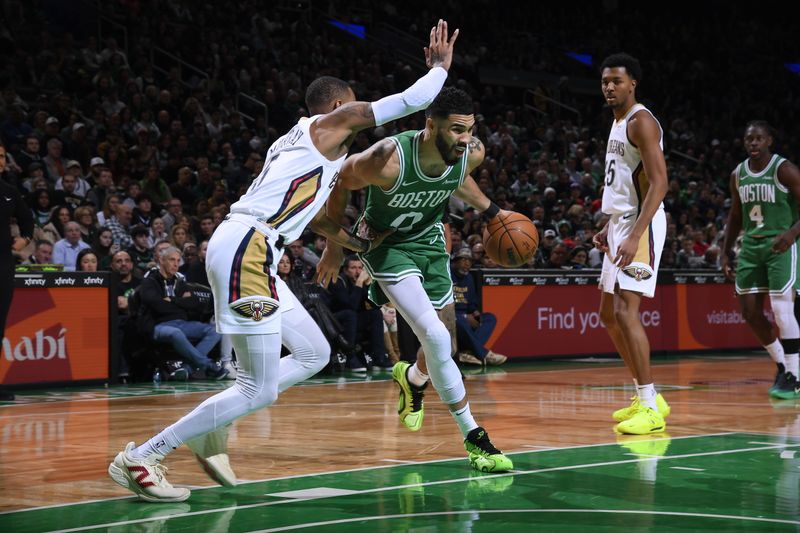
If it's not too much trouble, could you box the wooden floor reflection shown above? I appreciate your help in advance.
[1,355,797,512]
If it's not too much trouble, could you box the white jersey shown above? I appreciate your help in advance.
[601,103,664,215]
[230,115,346,243]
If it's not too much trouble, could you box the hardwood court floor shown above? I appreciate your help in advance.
[1,354,798,531]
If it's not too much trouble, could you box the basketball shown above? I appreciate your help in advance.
[483,211,539,267]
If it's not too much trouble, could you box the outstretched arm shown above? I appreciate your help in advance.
[310,19,458,158]
[315,140,400,287]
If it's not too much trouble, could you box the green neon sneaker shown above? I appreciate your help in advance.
[464,427,513,473]
[392,362,427,431]
[612,393,671,422]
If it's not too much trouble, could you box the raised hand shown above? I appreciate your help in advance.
[424,19,459,71]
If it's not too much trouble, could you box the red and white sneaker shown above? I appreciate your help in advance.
[108,442,190,502]
[186,424,237,487]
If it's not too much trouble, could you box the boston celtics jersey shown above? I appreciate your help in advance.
[362,130,468,244]
[230,115,346,243]
[602,103,664,215]
[735,154,795,237]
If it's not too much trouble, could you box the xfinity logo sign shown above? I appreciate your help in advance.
[83,277,104,286]
[24,278,46,287]
[54,277,76,286]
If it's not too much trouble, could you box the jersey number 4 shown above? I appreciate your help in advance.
[748,204,764,227]
[605,160,616,186]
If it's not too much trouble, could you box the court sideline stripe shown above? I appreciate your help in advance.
[0,432,738,516]
[47,440,799,532]
[255,509,800,531]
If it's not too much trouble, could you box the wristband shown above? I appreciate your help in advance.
[483,202,500,218]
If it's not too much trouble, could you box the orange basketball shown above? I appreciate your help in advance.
[482,211,539,267]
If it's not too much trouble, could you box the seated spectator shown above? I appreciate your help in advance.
[74,205,98,245]
[287,239,318,281]
[127,224,154,276]
[451,248,507,366]
[93,227,117,270]
[568,246,589,270]
[86,167,116,211]
[545,243,571,269]
[148,217,169,248]
[179,242,199,275]
[96,193,121,226]
[107,203,134,249]
[185,240,209,285]
[40,205,72,244]
[52,221,91,271]
[54,165,88,209]
[111,250,140,381]
[30,189,53,227]
[139,246,227,379]
[132,193,155,227]
[23,239,54,265]
[169,224,192,256]
[326,255,389,370]
[76,248,99,272]
[676,238,701,269]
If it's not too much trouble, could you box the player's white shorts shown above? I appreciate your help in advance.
[206,214,294,335]
[599,207,666,298]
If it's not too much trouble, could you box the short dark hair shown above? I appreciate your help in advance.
[305,76,352,115]
[130,224,150,238]
[425,87,473,119]
[135,192,152,204]
[600,53,643,83]
[746,120,775,138]
[343,254,361,270]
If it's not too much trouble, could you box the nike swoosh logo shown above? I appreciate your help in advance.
[622,214,635,220]
[402,180,419,187]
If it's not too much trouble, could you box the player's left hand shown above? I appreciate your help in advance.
[771,233,794,254]
[315,245,344,289]
[613,236,639,268]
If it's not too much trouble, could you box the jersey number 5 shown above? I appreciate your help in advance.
[605,159,616,186]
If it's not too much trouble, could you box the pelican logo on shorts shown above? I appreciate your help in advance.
[231,300,279,321]
[622,265,653,282]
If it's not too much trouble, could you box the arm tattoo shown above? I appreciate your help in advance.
[468,137,483,152]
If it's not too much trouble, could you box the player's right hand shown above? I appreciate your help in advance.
[720,255,735,281]
[592,226,609,254]
[315,245,344,289]
[425,19,459,71]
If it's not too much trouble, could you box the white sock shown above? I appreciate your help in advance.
[766,339,786,365]
[130,429,181,460]
[408,363,429,388]
[785,353,799,377]
[636,383,658,411]
[451,402,479,437]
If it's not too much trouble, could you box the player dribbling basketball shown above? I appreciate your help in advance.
[317,87,514,472]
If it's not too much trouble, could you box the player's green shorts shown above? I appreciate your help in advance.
[735,236,798,295]
[359,224,453,309]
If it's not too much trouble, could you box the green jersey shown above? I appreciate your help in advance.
[361,130,468,245]
[735,154,796,237]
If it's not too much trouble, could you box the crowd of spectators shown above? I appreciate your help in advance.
[2,1,799,375]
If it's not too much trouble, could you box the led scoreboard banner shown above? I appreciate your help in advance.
[480,270,760,358]
[1,272,114,386]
